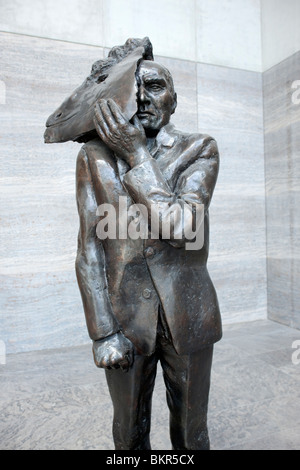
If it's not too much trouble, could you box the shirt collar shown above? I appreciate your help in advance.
[155,123,176,148]
[117,123,177,179]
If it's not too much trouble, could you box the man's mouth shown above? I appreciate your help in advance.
[137,111,154,117]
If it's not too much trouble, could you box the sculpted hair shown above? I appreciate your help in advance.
[88,37,154,85]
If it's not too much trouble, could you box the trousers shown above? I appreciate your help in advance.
[105,309,214,450]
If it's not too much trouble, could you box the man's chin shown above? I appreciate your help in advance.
[139,119,160,131]
[137,116,152,126]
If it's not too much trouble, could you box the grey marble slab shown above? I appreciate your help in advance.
[0,383,114,450]
[220,318,288,337]
[209,320,300,450]
[255,347,300,381]
[228,426,300,450]
[209,396,300,450]
[196,63,267,325]
[263,50,300,330]
[210,319,300,414]
[0,33,104,353]
[156,55,198,134]
[197,63,263,133]
[0,0,104,47]
[211,356,300,411]
[1,320,299,450]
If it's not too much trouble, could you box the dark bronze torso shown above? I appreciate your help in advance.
[82,124,221,355]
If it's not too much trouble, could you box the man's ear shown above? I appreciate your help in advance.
[172,93,177,115]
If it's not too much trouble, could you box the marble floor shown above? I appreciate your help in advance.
[0,319,300,450]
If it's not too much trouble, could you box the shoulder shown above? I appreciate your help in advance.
[78,137,109,158]
[164,126,219,182]
[77,137,116,168]
[168,125,219,159]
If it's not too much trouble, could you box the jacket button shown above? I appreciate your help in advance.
[143,288,152,299]
[144,247,155,259]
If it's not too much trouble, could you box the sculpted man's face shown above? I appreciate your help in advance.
[136,61,177,133]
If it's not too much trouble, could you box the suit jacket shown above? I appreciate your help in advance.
[75,123,222,355]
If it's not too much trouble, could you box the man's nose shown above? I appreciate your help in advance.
[138,86,151,104]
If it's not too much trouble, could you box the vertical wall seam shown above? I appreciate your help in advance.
[260,0,264,73]
[101,0,105,50]
[261,69,269,322]
[194,0,199,132]
[261,1,269,322]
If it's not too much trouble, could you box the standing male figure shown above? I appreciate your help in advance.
[75,59,222,450]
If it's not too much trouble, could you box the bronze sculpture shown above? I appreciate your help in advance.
[45,38,222,451]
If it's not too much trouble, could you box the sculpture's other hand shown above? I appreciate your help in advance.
[93,99,149,167]
[92,331,134,372]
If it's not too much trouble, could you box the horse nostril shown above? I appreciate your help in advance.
[56,112,62,119]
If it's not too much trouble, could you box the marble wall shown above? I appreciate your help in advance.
[261,0,300,71]
[0,31,267,353]
[263,50,300,329]
[0,0,262,71]
[0,33,102,353]
[197,63,266,324]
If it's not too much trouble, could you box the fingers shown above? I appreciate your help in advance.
[94,101,111,138]
[95,349,132,372]
[93,105,108,143]
[94,99,131,148]
[106,99,127,126]
[98,100,117,130]
[119,351,134,372]
[94,99,127,130]
[132,115,144,132]
[92,333,134,372]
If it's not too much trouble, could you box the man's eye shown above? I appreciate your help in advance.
[148,84,162,92]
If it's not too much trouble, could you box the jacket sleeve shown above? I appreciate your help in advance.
[75,146,120,341]
[122,135,219,248]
